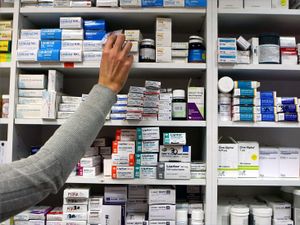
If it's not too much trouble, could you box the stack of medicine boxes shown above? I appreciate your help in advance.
[0,20,12,63]
[112,129,136,179]
[148,187,176,223]
[14,206,53,225]
[127,86,144,120]
[171,42,188,63]
[126,185,148,223]
[63,188,90,224]
[58,95,82,119]
[88,196,103,224]
[111,94,128,120]
[217,38,237,64]
[17,70,63,119]
[276,97,300,122]
[47,207,63,225]
[158,89,172,121]
[83,19,106,63]
[77,145,101,177]
[135,127,160,179]
[102,186,127,225]
[125,30,142,63]
[158,133,191,180]
[232,80,277,122]
[156,17,172,63]
[143,81,161,121]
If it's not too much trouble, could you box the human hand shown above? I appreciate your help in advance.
[98,34,133,94]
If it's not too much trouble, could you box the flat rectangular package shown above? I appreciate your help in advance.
[134,166,157,179]
[148,187,176,204]
[218,142,239,178]
[159,145,191,162]
[259,147,280,178]
[48,70,63,92]
[112,153,135,166]
[18,74,47,89]
[41,90,61,119]
[163,0,184,7]
[101,205,122,225]
[61,40,83,50]
[136,127,160,140]
[219,0,243,8]
[136,140,159,153]
[135,153,158,166]
[188,87,205,120]
[17,50,38,61]
[148,205,176,221]
[64,188,90,199]
[163,133,186,145]
[279,148,300,178]
[104,186,127,203]
[83,40,103,51]
[120,0,141,7]
[62,29,84,40]
[238,141,259,178]
[60,17,83,29]
[244,0,272,8]
[18,39,40,50]
[112,166,135,179]
[157,162,191,180]
[112,141,135,154]
[60,50,82,62]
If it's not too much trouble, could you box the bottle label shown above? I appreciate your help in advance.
[140,48,155,61]
[172,102,186,118]
[188,49,206,62]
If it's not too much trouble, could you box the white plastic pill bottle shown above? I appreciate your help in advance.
[252,207,272,225]
[230,205,249,225]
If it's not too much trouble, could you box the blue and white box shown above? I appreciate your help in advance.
[40,29,62,40]
[84,20,106,30]
[84,30,106,40]
[37,49,60,61]
[185,0,206,7]
[40,40,62,50]
[142,0,163,7]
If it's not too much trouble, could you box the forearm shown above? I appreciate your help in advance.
[0,84,116,222]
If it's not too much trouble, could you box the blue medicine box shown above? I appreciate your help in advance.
[40,29,62,40]
[142,0,163,7]
[185,0,206,7]
[84,20,106,31]
[40,40,62,50]
[84,30,106,40]
[37,49,60,61]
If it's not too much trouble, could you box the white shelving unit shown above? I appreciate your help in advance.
[3,1,300,224]
[67,175,206,186]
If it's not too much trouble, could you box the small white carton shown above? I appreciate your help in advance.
[148,204,176,221]
[279,148,300,178]
[148,187,176,204]
[259,147,280,178]
[238,141,259,178]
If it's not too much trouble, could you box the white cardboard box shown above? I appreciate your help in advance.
[219,0,243,8]
[18,74,47,89]
[244,0,271,8]
[259,147,280,178]
[238,141,259,178]
[218,142,239,178]
[41,90,61,119]
[48,70,63,92]
[148,205,176,221]
[101,205,122,225]
[148,187,176,204]
[16,104,41,119]
[279,148,300,178]
[104,186,127,203]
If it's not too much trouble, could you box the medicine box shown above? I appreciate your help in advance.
[88,211,101,224]
[59,103,80,112]
[112,166,135,179]
[16,50,38,62]
[134,166,157,179]
[0,30,12,41]
[159,145,191,162]
[60,50,82,62]
[41,91,61,119]
[37,49,60,62]
[19,74,47,89]
[40,40,61,50]
[83,51,102,62]
[128,185,147,199]
[244,0,272,8]
[148,187,176,204]
[80,156,101,167]
[89,196,103,211]
[135,153,158,166]
[157,162,191,180]
[218,141,239,178]
[60,17,83,29]
[18,39,39,50]
[63,212,87,221]
[120,0,142,7]
[62,29,84,40]
[259,147,280,178]
[104,186,127,203]
[63,204,88,213]
[19,89,44,97]
[269,201,291,220]
[142,0,163,7]
[149,222,175,225]
[112,153,135,166]
[164,0,184,7]
[104,159,112,177]
[19,97,42,105]
[61,40,83,50]
[84,30,106,41]
[279,148,300,178]
[48,70,63,92]
[163,133,186,145]
[156,31,171,47]
[148,205,176,221]
[185,0,206,7]
[112,141,135,154]
[116,129,137,141]
[40,29,62,40]
[137,127,160,140]
[188,87,205,120]
[127,221,149,225]
[83,40,103,52]
[219,0,243,9]
[57,111,75,119]
[64,188,90,199]
[156,47,172,62]
[125,30,143,41]
[238,141,259,178]
[20,29,41,40]
[84,20,106,30]
[63,198,89,205]
[101,205,122,225]
[63,221,87,225]
[136,140,159,153]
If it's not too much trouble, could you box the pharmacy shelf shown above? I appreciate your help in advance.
[18,62,206,77]
[218,9,300,34]
[20,7,206,33]
[15,118,207,127]
[219,121,300,128]
[66,175,206,185]
[0,62,11,69]
[0,8,14,14]
[0,118,8,124]
[218,178,300,186]
[218,64,300,80]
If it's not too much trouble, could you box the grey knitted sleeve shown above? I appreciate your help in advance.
[0,84,116,222]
